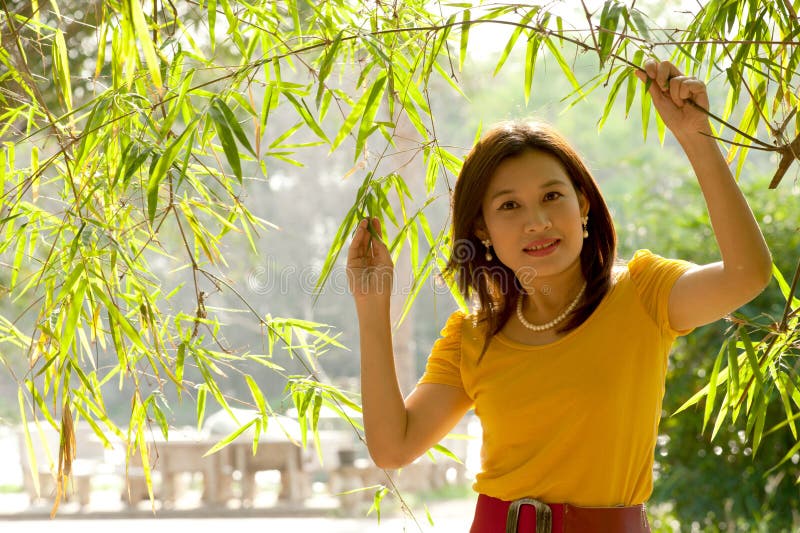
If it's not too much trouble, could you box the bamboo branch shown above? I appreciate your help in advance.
[778,257,800,333]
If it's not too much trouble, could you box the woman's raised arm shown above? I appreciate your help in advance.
[636,60,772,332]
[347,218,472,469]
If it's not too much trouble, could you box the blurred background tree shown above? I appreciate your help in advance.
[0,0,798,528]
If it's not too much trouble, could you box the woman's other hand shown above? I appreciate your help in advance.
[636,59,712,140]
[346,217,394,303]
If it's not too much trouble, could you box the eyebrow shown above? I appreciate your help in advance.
[489,179,570,200]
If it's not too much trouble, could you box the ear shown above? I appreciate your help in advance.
[473,217,489,241]
[578,191,590,217]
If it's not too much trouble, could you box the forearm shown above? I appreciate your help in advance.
[355,298,409,467]
[677,133,772,282]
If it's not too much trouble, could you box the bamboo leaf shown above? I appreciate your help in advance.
[751,394,768,454]
[148,118,199,223]
[626,51,644,116]
[52,29,72,111]
[368,486,389,521]
[204,418,256,456]
[91,286,149,353]
[493,7,538,76]
[739,328,765,403]
[196,384,207,432]
[160,72,195,139]
[151,397,170,440]
[776,373,798,439]
[18,388,41,498]
[270,121,304,149]
[355,72,388,161]
[767,435,800,475]
[598,1,622,66]
[133,401,154,503]
[772,263,800,307]
[316,31,343,107]
[543,35,583,94]
[212,97,256,157]
[115,144,152,188]
[253,418,263,454]
[128,0,163,91]
[0,148,5,200]
[630,8,653,41]
[283,93,329,143]
[703,341,726,432]
[710,399,729,441]
[208,0,217,53]
[597,67,627,130]
[245,374,268,415]
[298,387,314,418]
[422,15,454,84]
[312,393,323,464]
[59,277,88,361]
[640,79,652,140]
[459,9,471,71]
[524,34,541,106]
[433,62,467,99]
[175,342,186,398]
[333,86,376,153]
[432,442,463,464]
[674,381,713,415]
[208,102,243,183]
[727,339,740,404]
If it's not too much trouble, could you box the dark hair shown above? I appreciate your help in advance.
[443,121,617,358]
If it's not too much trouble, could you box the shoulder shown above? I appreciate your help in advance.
[627,249,693,278]
[440,309,467,334]
[431,309,467,353]
[431,309,489,355]
[625,249,695,296]
[623,249,696,334]
[438,308,488,333]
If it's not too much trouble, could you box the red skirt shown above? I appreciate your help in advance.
[471,493,651,533]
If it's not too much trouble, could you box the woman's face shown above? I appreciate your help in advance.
[476,149,588,284]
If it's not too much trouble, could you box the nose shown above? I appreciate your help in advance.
[524,208,552,232]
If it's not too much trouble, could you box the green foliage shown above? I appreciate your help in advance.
[0,0,798,527]
[620,170,800,531]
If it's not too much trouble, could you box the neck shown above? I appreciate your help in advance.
[519,269,586,319]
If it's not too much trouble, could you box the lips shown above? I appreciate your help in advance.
[523,239,560,256]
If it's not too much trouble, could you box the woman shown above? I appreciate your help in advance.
[346,60,772,532]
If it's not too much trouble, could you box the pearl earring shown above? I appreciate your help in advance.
[581,216,589,239]
[482,239,493,261]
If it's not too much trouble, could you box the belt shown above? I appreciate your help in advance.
[471,494,651,533]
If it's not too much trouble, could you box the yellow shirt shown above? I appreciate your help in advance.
[418,250,693,506]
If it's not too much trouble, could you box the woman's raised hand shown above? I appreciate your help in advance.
[347,218,394,302]
[636,59,712,139]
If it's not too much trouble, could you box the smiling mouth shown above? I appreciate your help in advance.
[524,240,559,252]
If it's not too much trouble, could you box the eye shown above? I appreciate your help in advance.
[498,200,518,210]
[543,191,563,201]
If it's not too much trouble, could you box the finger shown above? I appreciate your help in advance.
[371,244,392,269]
[643,70,670,107]
[368,218,393,262]
[655,60,681,91]
[668,75,692,108]
[680,78,709,110]
[643,58,658,79]
[636,62,660,97]
[347,218,370,261]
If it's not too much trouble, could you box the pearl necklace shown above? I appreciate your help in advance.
[516,282,587,332]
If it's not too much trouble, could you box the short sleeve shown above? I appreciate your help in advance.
[628,249,695,337]
[417,310,466,390]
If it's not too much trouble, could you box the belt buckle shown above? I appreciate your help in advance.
[506,497,552,533]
